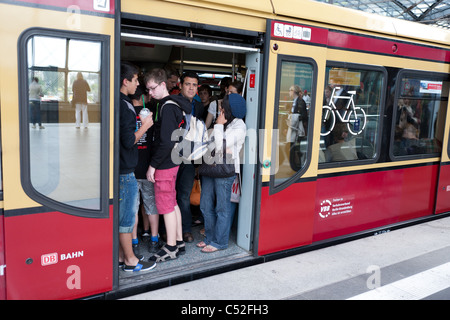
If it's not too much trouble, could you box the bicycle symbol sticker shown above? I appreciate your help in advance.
[321,87,367,136]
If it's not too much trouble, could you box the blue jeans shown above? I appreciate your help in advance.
[119,173,139,233]
[200,175,236,250]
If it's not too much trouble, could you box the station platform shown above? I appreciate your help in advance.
[123,215,450,301]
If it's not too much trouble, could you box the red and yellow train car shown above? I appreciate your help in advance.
[0,0,449,299]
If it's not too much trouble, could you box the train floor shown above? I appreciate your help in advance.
[118,221,252,289]
[123,215,450,300]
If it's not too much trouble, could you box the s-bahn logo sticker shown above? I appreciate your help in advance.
[319,197,353,218]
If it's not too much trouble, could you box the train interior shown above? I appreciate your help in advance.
[118,21,260,287]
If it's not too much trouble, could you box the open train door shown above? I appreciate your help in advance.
[0,1,116,299]
[434,80,450,214]
[256,20,326,255]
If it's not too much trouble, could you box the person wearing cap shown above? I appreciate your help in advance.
[197,93,246,253]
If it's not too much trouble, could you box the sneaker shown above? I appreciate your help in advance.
[141,230,150,242]
[39,125,45,129]
[148,239,162,254]
[132,244,140,256]
[123,260,156,272]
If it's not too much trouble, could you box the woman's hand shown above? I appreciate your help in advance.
[216,107,227,125]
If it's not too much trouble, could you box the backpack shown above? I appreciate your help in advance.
[162,100,208,163]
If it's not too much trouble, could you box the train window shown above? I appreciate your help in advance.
[273,59,315,187]
[19,30,109,216]
[319,64,386,165]
[391,71,449,158]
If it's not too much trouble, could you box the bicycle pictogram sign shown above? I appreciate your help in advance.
[321,87,367,136]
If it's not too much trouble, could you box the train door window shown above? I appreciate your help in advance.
[391,71,449,158]
[319,63,386,165]
[19,30,109,216]
[273,57,316,188]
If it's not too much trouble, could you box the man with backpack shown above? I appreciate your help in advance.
[176,72,205,243]
[145,69,193,262]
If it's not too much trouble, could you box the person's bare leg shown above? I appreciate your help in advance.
[163,211,177,247]
[119,233,139,266]
[149,214,159,238]
[174,205,183,242]
[132,213,138,240]
[142,206,150,232]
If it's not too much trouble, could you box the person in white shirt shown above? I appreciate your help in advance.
[197,93,246,253]
[29,77,44,129]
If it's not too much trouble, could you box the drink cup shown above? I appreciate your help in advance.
[139,108,150,120]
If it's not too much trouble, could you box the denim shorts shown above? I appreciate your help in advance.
[119,172,139,233]
[137,179,158,215]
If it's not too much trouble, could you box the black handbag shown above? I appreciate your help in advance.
[198,139,235,178]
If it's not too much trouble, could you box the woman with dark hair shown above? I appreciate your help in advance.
[197,93,246,253]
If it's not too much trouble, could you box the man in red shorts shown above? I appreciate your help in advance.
[145,68,192,262]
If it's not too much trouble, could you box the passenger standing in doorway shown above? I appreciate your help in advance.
[72,72,91,129]
[193,84,214,226]
[197,93,246,252]
[227,80,244,96]
[145,68,192,262]
[130,83,161,254]
[29,77,44,129]
[176,72,204,243]
[205,77,232,128]
[165,66,180,95]
[119,62,155,272]
[199,84,212,121]
[201,80,243,236]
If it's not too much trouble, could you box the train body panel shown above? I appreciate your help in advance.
[0,0,449,299]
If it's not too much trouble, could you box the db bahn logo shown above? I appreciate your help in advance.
[41,252,58,266]
[41,251,84,266]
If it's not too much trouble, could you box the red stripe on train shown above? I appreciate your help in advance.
[258,165,440,255]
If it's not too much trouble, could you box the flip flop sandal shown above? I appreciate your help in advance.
[196,241,207,248]
[201,245,219,253]
[119,254,144,267]
[150,245,179,262]
[123,260,156,272]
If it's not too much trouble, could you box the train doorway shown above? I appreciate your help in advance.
[117,18,263,291]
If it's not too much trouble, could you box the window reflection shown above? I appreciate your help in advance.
[320,66,385,164]
[274,61,313,186]
[392,76,449,157]
[26,35,102,210]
